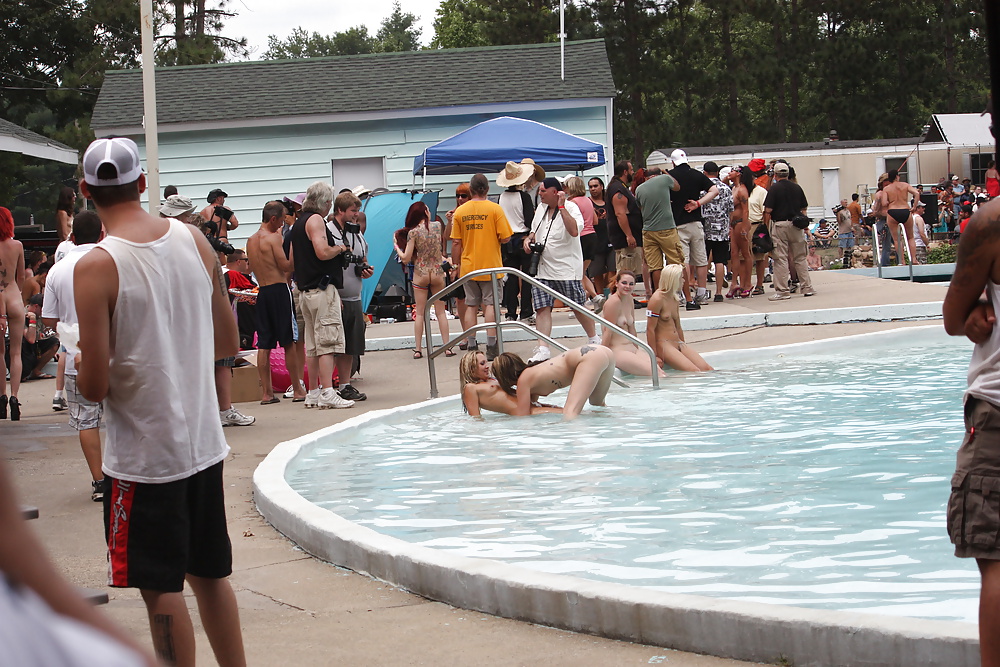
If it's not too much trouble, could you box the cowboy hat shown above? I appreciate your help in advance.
[496,161,533,187]
[519,158,545,181]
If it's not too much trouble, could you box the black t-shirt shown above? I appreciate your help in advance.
[605,179,643,249]
[763,179,809,222]
[668,164,715,225]
[288,210,343,290]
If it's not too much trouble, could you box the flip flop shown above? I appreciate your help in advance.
[444,349,456,357]
[413,350,423,359]
[30,373,56,380]
[292,397,306,402]
[260,397,280,405]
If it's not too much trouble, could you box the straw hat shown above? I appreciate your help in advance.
[496,161,533,187]
[351,185,371,198]
[519,158,545,181]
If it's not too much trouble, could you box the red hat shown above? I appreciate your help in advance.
[748,158,766,172]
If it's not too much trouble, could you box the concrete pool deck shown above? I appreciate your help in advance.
[2,272,970,666]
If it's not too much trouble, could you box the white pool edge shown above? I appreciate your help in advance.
[253,326,979,666]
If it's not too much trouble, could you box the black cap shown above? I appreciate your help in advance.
[541,177,563,191]
[703,161,720,173]
[207,188,228,203]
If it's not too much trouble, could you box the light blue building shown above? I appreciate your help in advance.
[91,40,616,245]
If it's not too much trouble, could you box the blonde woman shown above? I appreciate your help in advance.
[645,264,713,372]
[600,270,665,377]
[459,350,560,417]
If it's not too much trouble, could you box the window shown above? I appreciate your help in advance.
[884,157,909,184]
[971,153,991,186]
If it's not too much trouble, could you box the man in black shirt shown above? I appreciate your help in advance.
[763,162,813,299]
[668,149,718,309]
[606,160,644,279]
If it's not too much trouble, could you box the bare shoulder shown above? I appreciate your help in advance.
[75,245,114,273]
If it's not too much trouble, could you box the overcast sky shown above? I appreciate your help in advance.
[225,0,443,58]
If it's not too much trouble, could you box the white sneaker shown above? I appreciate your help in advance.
[284,380,306,399]
[526,346,551,364]
[696,291,712,305]
[318,387,354,409]
[591,294,607,314]
[304,388,320,408]
[587,335,602,346]
[220,407,255,426]
[584,298,594,309]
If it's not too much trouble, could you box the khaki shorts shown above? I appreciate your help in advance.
[291,284,305,341]
[464,279,497,307]
[299,286,345,357]
[615,248,643,275]
[948,397,1000,559]
[676,223,708,267]
[642,228,684,272]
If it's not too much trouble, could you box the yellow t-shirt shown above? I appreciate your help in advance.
[450,199,512,280]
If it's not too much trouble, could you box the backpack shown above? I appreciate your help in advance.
[752,223,774,254]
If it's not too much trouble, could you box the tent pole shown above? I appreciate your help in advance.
[560,0,565,81]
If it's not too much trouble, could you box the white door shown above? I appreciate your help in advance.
[331,157,387,194]
[821,168,840,219]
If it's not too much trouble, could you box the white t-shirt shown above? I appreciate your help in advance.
[498,190,529,234]
[42,244,98,376]
[529,200,584,281]
[53,240,75,263]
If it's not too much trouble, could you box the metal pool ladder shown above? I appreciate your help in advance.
[422,267,660,398]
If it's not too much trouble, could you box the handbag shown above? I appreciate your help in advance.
[751,223,773,254]
[792,213,811,230]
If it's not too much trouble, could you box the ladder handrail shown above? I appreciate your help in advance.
[423,267,660,398]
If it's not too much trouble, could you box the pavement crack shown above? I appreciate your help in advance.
[239,556,313,572]
[240,586,314,615]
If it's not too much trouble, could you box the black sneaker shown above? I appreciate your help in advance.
[339,385,367,402]
[485,343,499,361]
[91,479,107,503]
[685,300,701,311]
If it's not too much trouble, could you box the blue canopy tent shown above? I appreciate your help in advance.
[360,190,439,312]
[413,116,606,177]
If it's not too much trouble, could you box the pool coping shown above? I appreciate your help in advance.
[253,325,979,667]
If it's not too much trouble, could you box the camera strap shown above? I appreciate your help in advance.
[532,204,558,247]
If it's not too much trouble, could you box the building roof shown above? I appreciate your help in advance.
[924,113,991,147]
[0,118,78,164]
[664,136,923,159]
[92,40,616,131]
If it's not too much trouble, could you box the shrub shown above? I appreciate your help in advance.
[926,243,957,264]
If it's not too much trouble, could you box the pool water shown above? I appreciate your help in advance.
[287,328,981,622]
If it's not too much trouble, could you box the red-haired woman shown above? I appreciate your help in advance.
[0,207,25,419]
[394,202,453,359]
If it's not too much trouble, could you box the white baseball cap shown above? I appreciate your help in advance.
[670,149,688,166]
[82,137,143,186]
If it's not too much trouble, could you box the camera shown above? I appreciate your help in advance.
[526,242,545,277]
[832,204,845,214]
[441,260,453,273]
[208,235,235,256]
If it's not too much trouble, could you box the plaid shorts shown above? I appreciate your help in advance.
[66,374,103,431]
[531,279,587,311]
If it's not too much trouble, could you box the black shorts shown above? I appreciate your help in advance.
[255,283,295,350]
[104,461,232,592]
[20,336,58,379]
[580,233,600,262]
[587,244,616,278]
[705,239,731,263]
[341,299,366,356]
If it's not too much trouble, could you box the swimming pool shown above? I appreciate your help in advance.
[285,326,978,623]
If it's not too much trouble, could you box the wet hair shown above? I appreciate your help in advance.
[0,207,13,240]
[490,352,528,396]
[333,191,361,213]
[459,351,487,413]
[262,200,286,223]
[72,210,103,244]
[614,160,632,178]
[469,174,490,196]
[564,176,586,198]
[57,186,75,214]
[656,264,684,301]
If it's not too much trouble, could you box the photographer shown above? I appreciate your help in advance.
[199,188,240,245]
[327,191,372,402]
[523,177,600,364]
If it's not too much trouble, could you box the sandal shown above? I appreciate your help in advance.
[444,349,456,357]
[30,372,56,380]
[751,286,765,296]
[413,350,423,359]
[739,289,753,298]
[725,289,738,299]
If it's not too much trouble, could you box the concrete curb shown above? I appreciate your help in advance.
[366,302,943,351]
[254,327,977,666]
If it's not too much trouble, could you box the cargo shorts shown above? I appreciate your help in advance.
[948,396,1000,559]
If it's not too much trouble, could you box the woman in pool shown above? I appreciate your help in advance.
[600,270,665,377]
[491,346,615,421]
[645,264,713,372]
[394,202,452,359]
[459,350,561,417]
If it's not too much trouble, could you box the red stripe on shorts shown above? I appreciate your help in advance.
[107,479,135,587]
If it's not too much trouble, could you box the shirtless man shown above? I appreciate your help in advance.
[942,197,1000,667]
[0,207,25,419]
[883,170,921,266]
[199,188,239,245]
[645,264,713,372]
[600,270,664,377]
[459,350,561,417]
[247,201,305,404]
[491,346,615,421]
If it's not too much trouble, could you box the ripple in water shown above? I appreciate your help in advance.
[287,330,980,622]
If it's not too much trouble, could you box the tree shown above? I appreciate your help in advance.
[431,0,492,49]
[156,0,248,66]
[375,1,422,52]
[264,27,375,60]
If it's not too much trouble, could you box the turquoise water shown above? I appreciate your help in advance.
[287,329,981,622]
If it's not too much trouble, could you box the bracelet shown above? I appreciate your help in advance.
[558,206,565,209]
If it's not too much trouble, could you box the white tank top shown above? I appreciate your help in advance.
[99,218,229,483]
[968,280,1000,407]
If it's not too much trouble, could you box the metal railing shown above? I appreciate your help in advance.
[422,267,660,398]
[873,217,915,281]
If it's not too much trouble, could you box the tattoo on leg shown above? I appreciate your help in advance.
[152,614,177,663]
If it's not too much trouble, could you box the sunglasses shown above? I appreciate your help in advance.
[457,194,470,199]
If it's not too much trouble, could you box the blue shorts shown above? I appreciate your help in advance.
[838,232,855,249]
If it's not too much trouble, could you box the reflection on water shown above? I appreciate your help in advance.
[287,329,979,622]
